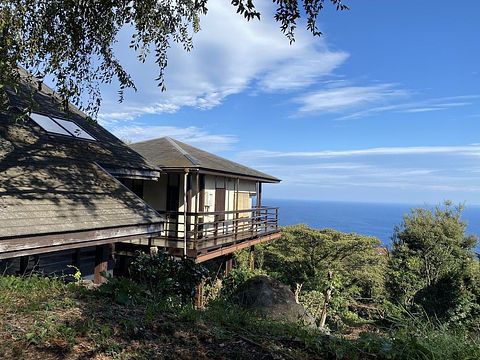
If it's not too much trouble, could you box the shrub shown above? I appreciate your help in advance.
[387,202,480,326]
[100,251,209,306]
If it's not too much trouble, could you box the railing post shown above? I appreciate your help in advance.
[164,213,168,243]
[194,213,198,251]
[276,207,279,230]
[264,208,268,234]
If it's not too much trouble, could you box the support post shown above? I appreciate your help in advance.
[224,254,233,276]
[249,245,255,271]
[195,280,205,309]
[258,182,262,208]
[72,249,81,268]
[234,177,239,240]
[194,172,199,250]
[114,255,128,277]
[183,170,188,256]
[19,256,29,275]
[255,182,262,236]
[94,244,110,284]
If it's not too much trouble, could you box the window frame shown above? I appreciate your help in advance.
[30,112,97,142]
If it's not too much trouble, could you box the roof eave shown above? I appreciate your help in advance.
[157,166,280,183]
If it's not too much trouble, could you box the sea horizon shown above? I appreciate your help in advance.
[265,198,480,251]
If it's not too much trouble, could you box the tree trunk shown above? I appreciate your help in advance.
[294,283,303,304]
[319,271,333,329]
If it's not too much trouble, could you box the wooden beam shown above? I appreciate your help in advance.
[195,281,205,309]
[101,167,161,180]
[196,232,281,263]
[234,178,239,241]
[249,245,255,271]
[72,249,81,268]
[258,182,262,208]
[19,256,29,275]
[183,171,188,256]
[0,231,161,260]
[0,223,162,258]
[159,168,279,183]
[186,172,193,246]
[224,254,233,276]
[94,244,110,284]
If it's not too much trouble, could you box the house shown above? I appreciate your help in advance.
[0,74,164,282]
[0,72,281,283]
[126,137,281,264]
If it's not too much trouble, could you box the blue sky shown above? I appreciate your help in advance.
[98,0,480,205]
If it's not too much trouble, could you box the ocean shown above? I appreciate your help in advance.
[267,199,480,251]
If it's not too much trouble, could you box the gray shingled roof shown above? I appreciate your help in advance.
[6,76,159,174]
[130,137,280,182]
[0,76,163,243]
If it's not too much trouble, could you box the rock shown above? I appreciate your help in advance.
[232,275,316,327]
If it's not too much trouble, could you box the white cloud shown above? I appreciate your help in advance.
[294,84,408,114]
[98,0,348,122]
[238,144,480,160]
[338,95,480,120]
[257,51,349,92]
[235,143,480,203]
[110,124,237,152]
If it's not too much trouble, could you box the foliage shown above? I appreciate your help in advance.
[66,265,82,284]
[257,225,386,327]
[0,274,68,313]
[98,276,148,306]
[100,251,209,306]
[201,299,480,360]
[387,201,480,324]
[220,266,265,299]
[0,0,349,116]
[1,269,480,359]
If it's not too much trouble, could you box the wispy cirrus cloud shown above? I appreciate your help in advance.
[234,144,480,203]
[294,84,408,114]
[292,81,480,118]
[237,144,480,160]
[337,95,480,120]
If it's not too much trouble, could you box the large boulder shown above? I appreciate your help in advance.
[232,275,316,326]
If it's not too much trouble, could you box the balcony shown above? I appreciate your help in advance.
[155,206,280,261]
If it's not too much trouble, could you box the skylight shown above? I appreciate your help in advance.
[30,113,96,141]
[30,113,71,136]
[53,118,96,140]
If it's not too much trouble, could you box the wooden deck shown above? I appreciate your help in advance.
[1,207,281,279]
[123,207,281,261]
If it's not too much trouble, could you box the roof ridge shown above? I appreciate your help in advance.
[166,137,201,166]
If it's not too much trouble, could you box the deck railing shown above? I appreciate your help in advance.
[158,206,279,251]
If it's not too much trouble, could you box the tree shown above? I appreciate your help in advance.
[387,201,480,324]
[0,0,349,116]
[258,225,386,329]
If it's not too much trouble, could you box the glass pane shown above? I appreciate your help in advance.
[53,118,96,141]
[30,113,71,136]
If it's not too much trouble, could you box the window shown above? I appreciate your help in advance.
[53,118,96,140]
[30,113,71,136]
[30,113,96,141]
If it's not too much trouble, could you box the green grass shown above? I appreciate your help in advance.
[1,275,479,360]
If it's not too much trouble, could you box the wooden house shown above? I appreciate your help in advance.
[0,74,164,282]
[0,73,281,283]
[127,137,281,263]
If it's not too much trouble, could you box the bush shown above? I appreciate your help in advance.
[387,202,480,326]
[100,251,209,306]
